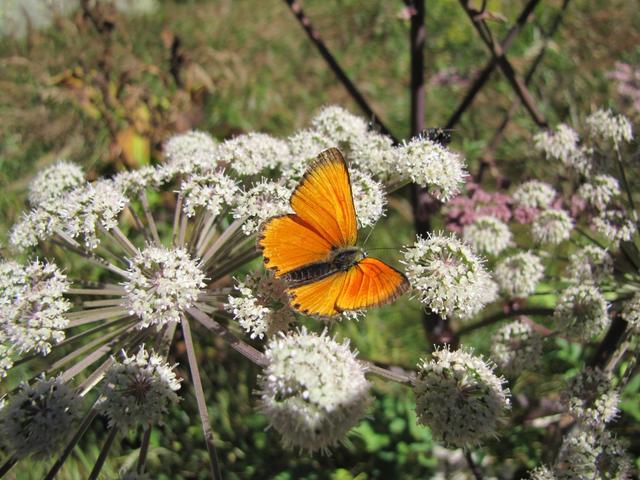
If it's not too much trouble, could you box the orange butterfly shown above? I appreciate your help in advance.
[258,148,409,316]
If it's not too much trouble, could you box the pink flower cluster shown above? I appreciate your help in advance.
[608,62,640,113]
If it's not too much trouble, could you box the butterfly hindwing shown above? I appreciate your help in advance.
[336,257,409,311]
[258,214,333,277]
[287,271,349,317]
[290,148,358,249]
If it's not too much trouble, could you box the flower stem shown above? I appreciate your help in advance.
[88,426,118,480]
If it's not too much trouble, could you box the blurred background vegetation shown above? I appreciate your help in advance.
[0,0,639,478]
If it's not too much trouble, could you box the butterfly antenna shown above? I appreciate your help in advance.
[361,219,379,248]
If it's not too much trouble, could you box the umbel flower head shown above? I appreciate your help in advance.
[414,346,511,447]
[577,174,620,211]
[98,346,181,431]
[585,108,634,147]
[592,208,637,246]
[257,328,372,453]
[402,233,496,320]
[0,259,71,356]
[0,376,81,459]
[512,180,556,209]
[27,160,85,207]
[494,251,544,298]
[565,245,613,285]
[621,292,640,334]
[490,319,544,377]
[564,367,619,428]
[553,285,609,341]
[531,209,573,245]
[462,215,512,256]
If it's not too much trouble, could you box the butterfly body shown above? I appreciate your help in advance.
[258,148,409,317]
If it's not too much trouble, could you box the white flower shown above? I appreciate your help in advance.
[163,130,218,174]
[350,170,386,228]
[534,124,591,172]
[123,247,205,328]
[258,328,371,453]
[0,376,81,459]
[527,465,557,480]
[225,270,295,339]
[414,346,510,447]
[310,105,368,152]
[592,209,637,245]
[554,285,609,341]
[28,160,84,207]
[232,181,292,235]
[397,136,467,201]
[565,367,619,428]
[577,174,620,211]
[99,346,181,430]
[180,170,239,218]
[532,209,573,245]
[512,181,556,209]
[402,233,496,320]
[494,251,545,298]
[463,216,512,256]
[621,293,640,334]
[0,260,71,355]
[0,344,14,379]
[491,319,544,377]
[218,132,291,176]
[565,245,613,284]
[349,130,399,180]
[112,166,163,196]
[283,128,333,181]
[585,109,634,147]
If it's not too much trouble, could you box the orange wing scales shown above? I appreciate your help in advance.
[290,148,357,249]
[258,214,332,277]
[287,271,348,317]
[336,258,409,312]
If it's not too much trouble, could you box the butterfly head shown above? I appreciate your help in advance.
[330,246,366,272]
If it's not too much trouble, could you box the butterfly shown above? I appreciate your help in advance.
[258,148,409,317]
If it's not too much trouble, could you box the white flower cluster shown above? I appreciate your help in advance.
[123,247,205,328]
[258,328,371,452]
[577,174,620,211]
[179,170,239,218]
[592,209,637,246]
[532,209,573,245]
[527,465,556,480]
[0,376,81,459]
[512,181,556,209]
[232,180,292,235]
[554,285,609,341]
[0,259,70,356]
[414,347,510,447]
[218,133,290,176]
[565,245,613,284]
[350,170,387,228]
[113,166,164,196]
[462,216,512,256]
[565,367,619,428]
[11,177,129,251]
[494,251,544,298]
[163,130,218,174]
[490,319,544,377]
[397,136,467,201]
[27,160,85,207]
[621,292,640,333]
[225,271,295,339]
[533,124,591,173]
[585,108,634,147]
[98,346,181,431]
[310,105,369,152]
[402,233,496,320]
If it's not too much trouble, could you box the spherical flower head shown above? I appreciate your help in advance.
[310,105,368,152]
[566,245,613,285]
[218,132,291,176]
[113,166,163,196]
[350,170,386,228]
[0,260,71,355]
[123,247,205,328]
[532,209,573,245]
[512,180,556,209]
[99,346,181,431]
[349,130,399,180]
[402,233,496,320]
[585,109,634,147]
[592,209,637,246]
[490,319,544,377]
[163,130,218,174]
[0,376,81,459]
[0,344,14,379]
[565,367,619,428]
[621,293,640,334]
[284,129,333,180]
[225,270,295,339]
[414,346,511,448]
[397,137,467,201]
[28,160,84,207]
[577,174,620,211]
[494,251,544,298]
[462,216,512,256]
[534,124,584,169]
[258,328,372,453]
[232,180,292,235]
[554,285,609,341]
[180,170,239,218]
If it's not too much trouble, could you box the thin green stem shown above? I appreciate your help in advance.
[457,307,555,336]
[88,427,118,480]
